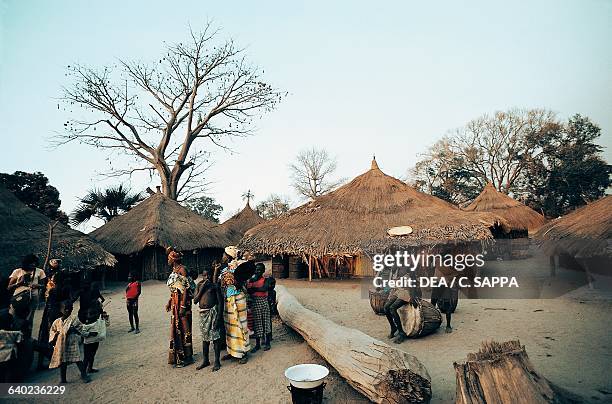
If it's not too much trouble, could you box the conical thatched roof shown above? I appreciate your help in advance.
[221,202,265,244]
[90,192,232,255]
[0,187,116,274]
[239,159,504,257]
[534,195,611,258]
[463,182,546,233]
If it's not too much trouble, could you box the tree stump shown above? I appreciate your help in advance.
[454,340,582,404]
[276,286,432,403]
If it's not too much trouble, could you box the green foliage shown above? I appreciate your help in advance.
[185,196,223,223]
[0,171,69,224]
[72,185,144,225]
[522,114,611,217]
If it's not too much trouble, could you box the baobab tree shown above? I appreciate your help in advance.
[289,147,345,200]
[57,24,283,200]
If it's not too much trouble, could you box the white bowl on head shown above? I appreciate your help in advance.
[284,364,329,389]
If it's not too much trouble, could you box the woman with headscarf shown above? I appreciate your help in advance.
[165,248,195,367]
[219,246,250,364]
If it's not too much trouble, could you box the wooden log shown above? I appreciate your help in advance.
[276,286,432,403]
[454,340,581,404]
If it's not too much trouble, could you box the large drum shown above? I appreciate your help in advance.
[399,299,442,338]
[368,289,390,315]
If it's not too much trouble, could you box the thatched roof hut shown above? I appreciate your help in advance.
[220,201,265,244]
[90,192,232,280]
[463,182,546,234]
[0,187,116,275]
[240,159,501,261]
[534,195,611,259]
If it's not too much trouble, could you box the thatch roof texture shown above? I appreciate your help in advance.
[463,183,546,233]
[221,202,265,244]
[534,195,611,258]
[90,192,231,255]
[0,187,116,273]
[240,159,503,257]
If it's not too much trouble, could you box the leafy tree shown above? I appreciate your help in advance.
[185,195,223,223]
[289,147,345,200]
[57,25,282,201]
[71,185,144,225]
[0,171,69,223]
[521,115,611,216]
[256,194,290,220]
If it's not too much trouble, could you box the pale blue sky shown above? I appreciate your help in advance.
[1,0,610,230]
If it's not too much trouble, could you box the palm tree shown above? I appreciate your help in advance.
[71,185,144,225]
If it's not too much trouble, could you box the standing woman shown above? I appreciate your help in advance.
[165,248,195,367]
[37,271,70,369]
[219,247,252,364]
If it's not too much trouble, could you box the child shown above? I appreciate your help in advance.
[49,301,93,383]
[193,269,223,371]
[82,305,106,373]
[125,273,141,333]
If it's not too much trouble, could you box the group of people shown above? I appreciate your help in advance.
[1,254,107,383]
[165,245,276,371]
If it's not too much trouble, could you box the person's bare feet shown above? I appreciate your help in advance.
[445,326,453,333]
[238,356,248,365]
[387,330,397,339]
[212,363,221,372]
[196,361,210,370]
[221,354,232,361]
[393,332,408,344]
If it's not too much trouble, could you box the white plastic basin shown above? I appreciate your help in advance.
[284,364,329,389]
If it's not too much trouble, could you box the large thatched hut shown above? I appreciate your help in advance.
[90,192,231,281]
[534,196,611,281]
[462,182,546,259]
[463,182,546,234]
[220,201,265,244]
[240,159,504,279]
[0,187,116,276]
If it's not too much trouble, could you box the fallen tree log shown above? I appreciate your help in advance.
[276,285,432,403]
[454,340,582,404]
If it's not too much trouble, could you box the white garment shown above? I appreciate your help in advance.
[9,267,46,296]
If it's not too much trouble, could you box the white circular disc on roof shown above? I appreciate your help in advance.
[388,225,413,236]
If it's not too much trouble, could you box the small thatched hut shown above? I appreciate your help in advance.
[463,182,546,235]
[240,159,504,279]
[534,196,611,280]
[90,192,231,281]
[463,183,546,259]
[0,187,116,276]
[220,201,265,244]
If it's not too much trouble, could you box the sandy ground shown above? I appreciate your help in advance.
[12,256,612,403]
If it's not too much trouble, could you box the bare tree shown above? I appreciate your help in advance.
[255,194,290,220]
[448,108,558,193]
[289,147,345,200]
[57,24,283,201]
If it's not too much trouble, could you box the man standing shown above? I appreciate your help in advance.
[7,254,46,338]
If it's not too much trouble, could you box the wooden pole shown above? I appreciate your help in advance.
[276,286,431,403]
[42,220,59,272]
[308,255,312,282]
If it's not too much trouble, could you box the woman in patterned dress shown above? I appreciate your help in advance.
[165,249,196,367]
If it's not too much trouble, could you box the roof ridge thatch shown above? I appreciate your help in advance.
[90,192,232,255]
[534,195,612,258]
[463,183,546,233]
[220,200,266,244]
[240,159,506,257]
[0,186,116,274]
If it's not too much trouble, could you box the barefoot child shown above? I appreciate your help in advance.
[125,273,141,333]
[193,269,223,371]
[82,305,106,373]
[49,301,93,383]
